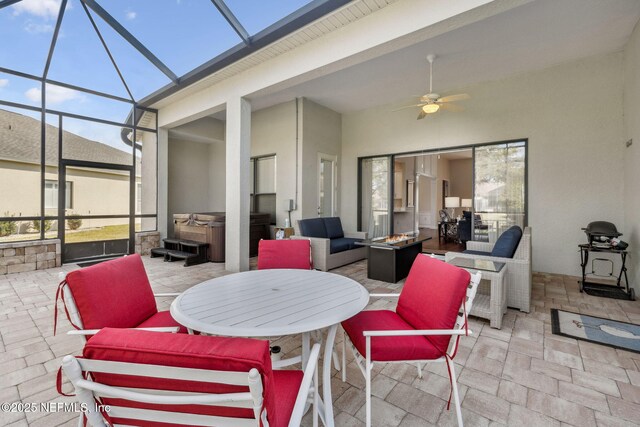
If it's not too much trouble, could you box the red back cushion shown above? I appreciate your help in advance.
[396,255,470,354]
[257,239,312,270]
[65,254,157,329]
[83,328,276,426]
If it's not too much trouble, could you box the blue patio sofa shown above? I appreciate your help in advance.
[291,217,367,271]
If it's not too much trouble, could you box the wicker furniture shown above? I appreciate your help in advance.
[448,257,507,328]
[446,226,532,312]
[292,217,367,271]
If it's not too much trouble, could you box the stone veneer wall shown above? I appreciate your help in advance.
[0,232,160,275]
[0,239,61,275]
[135,231,161,256]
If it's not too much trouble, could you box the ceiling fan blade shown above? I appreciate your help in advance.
[440,103,465,112]
[417,111,427,120]
[392,103,427,112]
[437,93,470,103]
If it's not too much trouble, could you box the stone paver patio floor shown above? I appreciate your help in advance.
[1,257,640,426]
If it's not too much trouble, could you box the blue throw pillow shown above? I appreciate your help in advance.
[490,226,523,258]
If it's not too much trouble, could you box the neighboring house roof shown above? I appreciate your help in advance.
[0,109,135,167]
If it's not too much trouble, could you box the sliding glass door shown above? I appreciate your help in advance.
[360,157,391,238]
[473,141,527,242]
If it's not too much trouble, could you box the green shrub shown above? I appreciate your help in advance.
[0,212,17,237]
[32,219,53,233]
[67,215,82,230]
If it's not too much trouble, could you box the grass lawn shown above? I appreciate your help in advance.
[0,223,145,244]
[64,224,132,243]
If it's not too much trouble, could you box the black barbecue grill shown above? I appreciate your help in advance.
[582,221,623,245]
[579,221,634,300]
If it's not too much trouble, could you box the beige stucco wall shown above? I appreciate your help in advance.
[624,20,640,293]
[140,131,158,231]
[300,98,342,220]
[0,160,41,217]
[0,159,141,235]
[166,98,343,229]
[342,51,626,277]
[167,138,214,235]
[250,100,298,226]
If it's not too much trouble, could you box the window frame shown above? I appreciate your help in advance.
[250,153,277,225]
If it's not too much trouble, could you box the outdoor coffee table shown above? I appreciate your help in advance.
[356,232,431,282]
[170,269,369,427]
[448,257,507,328]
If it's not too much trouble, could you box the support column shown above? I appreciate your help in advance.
[225,96,251,272]
[157,128,169,239]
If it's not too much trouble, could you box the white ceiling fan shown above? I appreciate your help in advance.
[395,54,470,120]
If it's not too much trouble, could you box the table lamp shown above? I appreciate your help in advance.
[445,196,460,218]
[461,198,472,210]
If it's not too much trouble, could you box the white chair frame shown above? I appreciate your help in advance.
[341,271,482,427]
[62,343,321,427]
[57,272,181,341]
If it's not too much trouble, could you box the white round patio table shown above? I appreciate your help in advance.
[170,269,369,427]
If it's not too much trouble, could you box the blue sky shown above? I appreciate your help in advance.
[0,0,311,112]
[0,0,311,151]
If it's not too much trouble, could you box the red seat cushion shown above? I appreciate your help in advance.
[83,328,282,426]
[257,239,312,270]
[396,255,470,355]
[137,310,188,334]
[64,254,158,329]
[272,370,304,425]
[341,310,442,362]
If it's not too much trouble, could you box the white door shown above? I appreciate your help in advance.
[318,154,337,217]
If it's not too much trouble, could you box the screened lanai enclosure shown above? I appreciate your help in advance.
[0,0,348,262]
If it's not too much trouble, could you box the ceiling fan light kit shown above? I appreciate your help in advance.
[395,53,470,119]
[422,104,440,114]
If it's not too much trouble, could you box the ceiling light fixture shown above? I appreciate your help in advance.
[422,104,440,114]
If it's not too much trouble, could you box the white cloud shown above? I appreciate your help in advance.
[12,0,62,20]
[0,79,8,89]
[25,85,85,104]
[24,21,54,34]
[125,10,137,20]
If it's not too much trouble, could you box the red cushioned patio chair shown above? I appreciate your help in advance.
[54,254,187,340]
[257,239,313,270]
[61,328,320,427]
[341,255,481,427]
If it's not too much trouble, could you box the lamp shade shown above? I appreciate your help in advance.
[461,198,472,208]
[445,197,460,208]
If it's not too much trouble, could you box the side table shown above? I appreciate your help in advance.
[448,257,507,329]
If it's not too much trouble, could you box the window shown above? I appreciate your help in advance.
[45,180,72,209]
[250,154,276,224]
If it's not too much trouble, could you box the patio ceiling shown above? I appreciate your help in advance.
[239,0,640,115]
